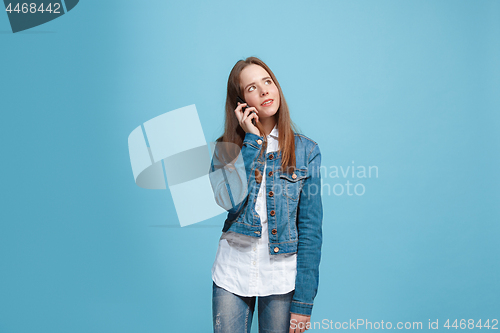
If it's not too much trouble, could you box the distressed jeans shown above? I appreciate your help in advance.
[212,282,294,333]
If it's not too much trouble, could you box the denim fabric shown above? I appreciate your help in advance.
[209,132,323,316]
[213,282,293,333]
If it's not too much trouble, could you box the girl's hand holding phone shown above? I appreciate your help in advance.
[235,102,260,136]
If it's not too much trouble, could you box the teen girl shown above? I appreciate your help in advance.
[209,56,323,333]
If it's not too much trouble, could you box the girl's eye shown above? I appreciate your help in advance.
[248,86,255,92]
[265,80,272,85]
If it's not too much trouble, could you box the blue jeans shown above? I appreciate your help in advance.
[212,282,294,333]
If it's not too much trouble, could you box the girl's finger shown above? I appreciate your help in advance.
[245,106,258,114]
[233,103,248,122]
[234,102,247,114]
[243,110,258,126]
[240,107,255,123]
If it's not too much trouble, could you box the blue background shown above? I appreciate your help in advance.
[1,1,499,332]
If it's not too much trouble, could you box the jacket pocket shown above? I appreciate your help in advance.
[278,169,308,201]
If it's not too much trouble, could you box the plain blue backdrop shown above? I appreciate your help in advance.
[1,1,499,332]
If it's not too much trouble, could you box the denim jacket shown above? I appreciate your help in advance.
[209,131,323,316]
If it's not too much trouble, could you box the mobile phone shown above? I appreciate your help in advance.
[236,96,257,126]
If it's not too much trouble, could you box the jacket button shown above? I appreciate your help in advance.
[268,191,274,197]
[268,171,273,177]
[292,173,297,179]
[271,228,277,235]
[254,231,260,235]
[269,154,274,160]
[274,247,279,253]
[256,139,262,145]
[270,210,275,216]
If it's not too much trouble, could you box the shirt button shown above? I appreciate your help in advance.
[269,154,274,160]
[253,247,256,251]
[292,173,297,179]
[270,210,275,216]
[252,261,256,265]
[271,228,277,235]
[257,139,262,145]
[268,171,273,177]
[268,191,274,197]
[274,247,279,253]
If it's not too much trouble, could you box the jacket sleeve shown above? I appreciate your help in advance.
[208,132,265,216]
[290,143,323,316]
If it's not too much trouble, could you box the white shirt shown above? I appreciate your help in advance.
[211,125,297,296]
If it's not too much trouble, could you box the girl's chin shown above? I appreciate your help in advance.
[257,109,279,119]
[258,115,276,122]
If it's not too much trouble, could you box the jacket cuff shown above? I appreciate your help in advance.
[242,132,264,149]
[290,300,313,316]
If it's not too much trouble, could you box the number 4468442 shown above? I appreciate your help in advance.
[5,3,61,14]
[443,319,498,330]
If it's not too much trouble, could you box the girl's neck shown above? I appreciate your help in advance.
[260,116,277,137]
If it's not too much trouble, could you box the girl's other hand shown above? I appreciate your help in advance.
[290,313,311,333]
[235,102,260,136]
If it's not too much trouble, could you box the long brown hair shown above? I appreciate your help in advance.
[216,56,299,173]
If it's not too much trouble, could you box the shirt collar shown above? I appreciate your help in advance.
[267,123,279,139]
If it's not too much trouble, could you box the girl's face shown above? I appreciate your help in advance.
[239,64,280,120]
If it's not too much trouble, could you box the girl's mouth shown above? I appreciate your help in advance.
[261,99,273,107]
